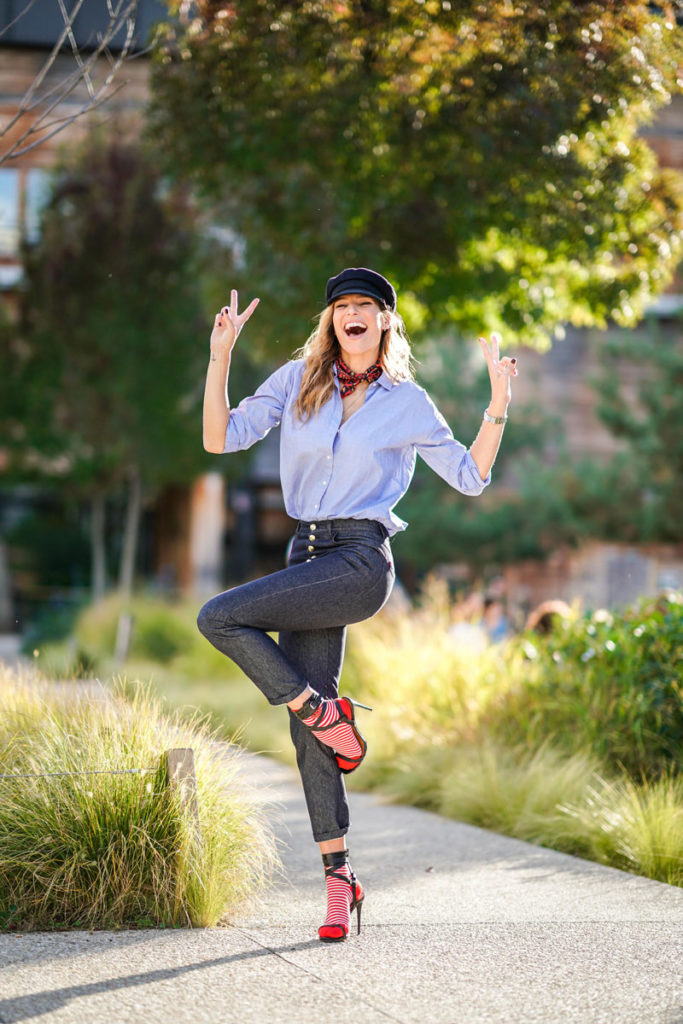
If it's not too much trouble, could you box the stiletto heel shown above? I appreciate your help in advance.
[349,698,373,712]
[293,693,372,774]
[318,849,364,943]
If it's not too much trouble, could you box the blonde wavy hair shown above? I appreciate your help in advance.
[292,301,415,421]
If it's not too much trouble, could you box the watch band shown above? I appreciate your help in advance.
[483,408,508,425]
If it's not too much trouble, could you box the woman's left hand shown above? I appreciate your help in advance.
[478,332,517,409]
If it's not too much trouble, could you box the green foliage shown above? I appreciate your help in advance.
[390,336,578,574]
[378,740,602,851]
[133,607,196,664]
[150,1,683,350]
[346,588,683,783]
[558,771,683,884]
[33,595,294,757]
[0,671,276,931]
[395,447,658,575]
[392,323,683,577]
[340,586,683,884]
[3,503,90,590]
[493,593,683,777]
[72,594,198,666]
[592,322,683,542]
[3,133,207,497]
[19,602,86,656]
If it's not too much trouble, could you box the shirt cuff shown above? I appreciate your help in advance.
[465,451,491,493]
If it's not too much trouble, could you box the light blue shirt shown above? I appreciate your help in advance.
[223,359,490,536]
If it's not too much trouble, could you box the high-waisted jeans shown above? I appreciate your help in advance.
[196,517,395,842]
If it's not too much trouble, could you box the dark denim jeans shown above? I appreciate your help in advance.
[196,517,395,842]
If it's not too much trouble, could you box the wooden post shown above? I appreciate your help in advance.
[163,748,201,842]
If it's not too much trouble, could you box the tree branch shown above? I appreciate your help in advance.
[0,0,140,166]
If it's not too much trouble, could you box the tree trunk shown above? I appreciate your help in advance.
[91,492,107,602]
[118,465,143,601]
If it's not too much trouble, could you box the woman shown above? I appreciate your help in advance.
[197,267,517,943]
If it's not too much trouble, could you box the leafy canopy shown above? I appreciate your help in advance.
[150,0,683,350]
[3,134,206,496]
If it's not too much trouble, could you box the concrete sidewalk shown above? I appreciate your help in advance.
[0,754,681,1024]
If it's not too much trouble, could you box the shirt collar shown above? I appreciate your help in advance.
[332,363,395,390]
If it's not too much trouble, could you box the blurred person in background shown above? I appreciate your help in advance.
[483,595,511,643]
[197,267,517,942]
[525,599,572,635]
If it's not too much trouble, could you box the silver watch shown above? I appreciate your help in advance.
[483,408,508,425]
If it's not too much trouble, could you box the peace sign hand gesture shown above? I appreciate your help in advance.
[478,332,518,410]
[210,289,260,357]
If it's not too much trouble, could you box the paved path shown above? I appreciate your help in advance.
[0,753,681,1024]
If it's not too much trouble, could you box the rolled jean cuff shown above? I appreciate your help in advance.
[312,826,349,843]
[269,681,312,707]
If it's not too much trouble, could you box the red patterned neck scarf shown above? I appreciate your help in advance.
[335,357,382,398]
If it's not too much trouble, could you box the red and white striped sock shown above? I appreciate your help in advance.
[302,698,363,761]
[322,860,353,934]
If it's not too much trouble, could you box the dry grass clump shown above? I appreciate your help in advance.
[0,665,277,931]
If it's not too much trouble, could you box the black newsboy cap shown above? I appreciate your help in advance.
[326,267,396,311]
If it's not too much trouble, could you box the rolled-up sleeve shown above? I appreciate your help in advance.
[413,389,491,495]
[223,362,293,453]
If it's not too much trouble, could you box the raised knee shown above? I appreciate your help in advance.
[197,594,241,639]
[196,600,217,638]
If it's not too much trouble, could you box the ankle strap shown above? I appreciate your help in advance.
[292,691,322,721]
[322,849,349,869]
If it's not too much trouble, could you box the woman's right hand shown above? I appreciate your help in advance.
[210,289,260,357]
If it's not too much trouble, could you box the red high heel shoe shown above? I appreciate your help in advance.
[318,849,364,943]
[293,693,372,774]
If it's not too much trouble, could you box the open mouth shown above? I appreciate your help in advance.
[344,322,367,337]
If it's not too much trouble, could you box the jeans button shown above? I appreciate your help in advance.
[308,534,315,541]
[309,523,317,530]
[308,545,314,552]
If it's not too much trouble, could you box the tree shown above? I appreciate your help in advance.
[0,0,140,165]
[149,0,683,352]
[592,320,683,542]
[2,133,206,600]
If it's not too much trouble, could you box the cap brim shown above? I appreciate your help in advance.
[328,284,385,305]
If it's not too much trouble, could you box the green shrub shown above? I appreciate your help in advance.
[72,594,196,666]
[30,640,99,680]
[131,605,195,663]
[20,597,87,654]
[490,593,683,777]
[345,587,683,782]
[0,667,277,931]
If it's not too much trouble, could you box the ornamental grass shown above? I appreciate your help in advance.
[0,667,277,931]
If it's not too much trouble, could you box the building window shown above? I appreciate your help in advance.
[24,168,50,244]
[0,169,20,256]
